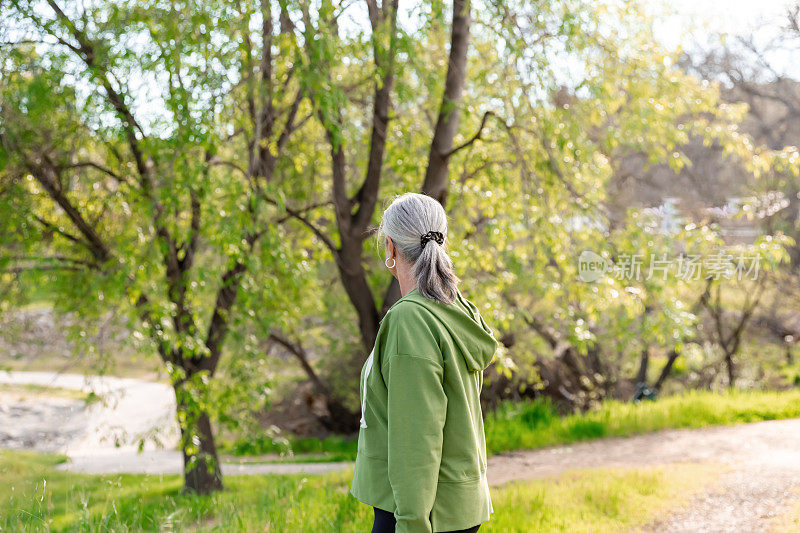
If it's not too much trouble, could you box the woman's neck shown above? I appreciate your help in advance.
[396,264,417,297]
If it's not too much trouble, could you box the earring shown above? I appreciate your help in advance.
[385,257,396,269]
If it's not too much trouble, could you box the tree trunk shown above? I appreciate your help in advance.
[653,349,679,391]
[635,347,649,384]
[175,386,224,494]
[725,353,735,388]
[337,242,381,350]
[382,0,472,312]
[421,0,471,205]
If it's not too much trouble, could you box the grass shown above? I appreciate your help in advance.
[486,461,729,532]
[0,355,165,383]
[222,434,357,463]
[221,453,352,465]
[225,387,800,461]
[0,383,91,402]
[0,449,728,532]
[484,387,800,455]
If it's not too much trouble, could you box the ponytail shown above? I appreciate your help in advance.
[413,235,460,304]
[377,192,461,305]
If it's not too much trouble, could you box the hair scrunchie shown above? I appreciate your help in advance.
[420,230,445,249]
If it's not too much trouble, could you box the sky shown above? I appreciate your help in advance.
[655,0,800,76]
[662,0,793,32]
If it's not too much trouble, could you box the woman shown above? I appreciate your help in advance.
[350,192,499,533]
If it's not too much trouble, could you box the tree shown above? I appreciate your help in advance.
[429,0,792,408]
[288,0,476,350]
[1,0,314,493]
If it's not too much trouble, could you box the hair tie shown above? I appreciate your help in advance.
[420,230,444,249]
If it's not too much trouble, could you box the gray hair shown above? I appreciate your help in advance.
[377,192,460,305]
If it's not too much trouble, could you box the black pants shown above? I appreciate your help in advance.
[371,507,481,533]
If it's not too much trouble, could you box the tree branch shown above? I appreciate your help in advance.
[264,196,339,256]
[443,110,495,158]
[268,330,329,394]
[29,160,112,263]
[65,160,126,183]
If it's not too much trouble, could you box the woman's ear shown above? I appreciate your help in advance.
[385,236,395,258]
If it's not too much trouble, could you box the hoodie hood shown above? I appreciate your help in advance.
[398,287,499,372]
[358,286,499,428]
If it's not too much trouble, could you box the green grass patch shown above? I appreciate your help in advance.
[0,383,91,402]
[487,461,727,532]
[485,387,800,455]
[225,387,800,462]
[0,449,726,532]
[221,434,358,463]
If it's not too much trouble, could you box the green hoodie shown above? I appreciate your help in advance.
[350,286,499,533]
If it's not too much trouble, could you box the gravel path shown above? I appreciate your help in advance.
[0,371,350,476]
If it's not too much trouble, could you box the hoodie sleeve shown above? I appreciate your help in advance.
[382,303,447,533]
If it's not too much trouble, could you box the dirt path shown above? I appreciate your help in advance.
[488,417,800,532]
